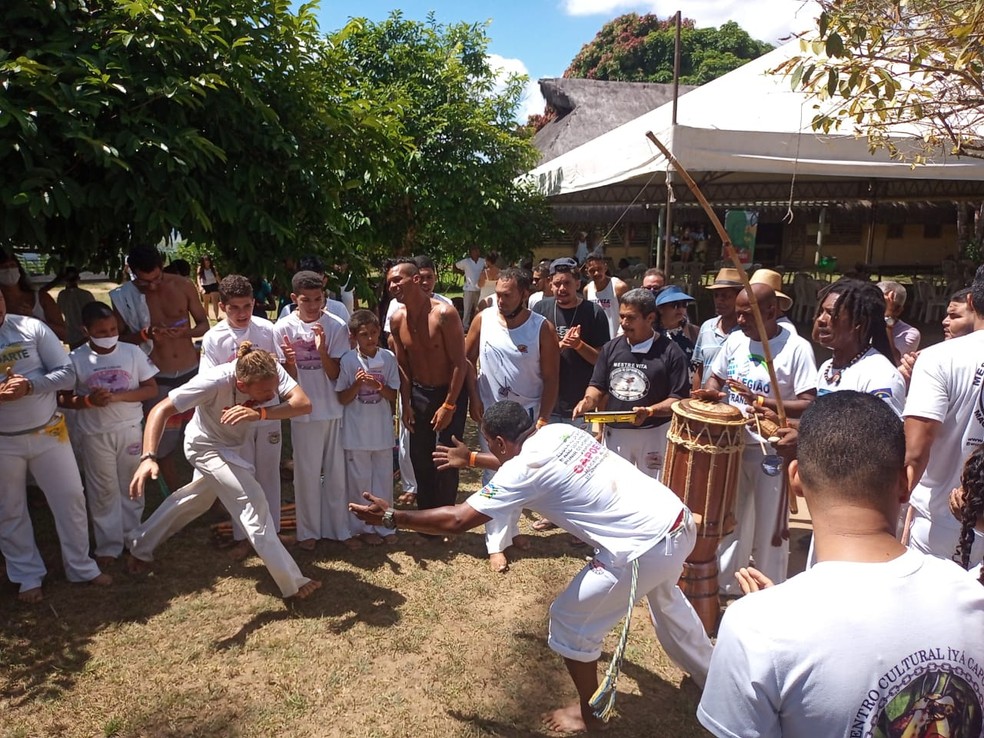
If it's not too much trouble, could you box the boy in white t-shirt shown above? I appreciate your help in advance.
[337,310,400,545]
[201,274,287,560]
[273,271,352,549]
[60,302,159,564]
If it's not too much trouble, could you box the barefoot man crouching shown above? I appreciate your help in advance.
[128,342,320,600]
[350,400,712,733]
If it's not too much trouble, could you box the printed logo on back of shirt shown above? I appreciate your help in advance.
[851,647,983,738]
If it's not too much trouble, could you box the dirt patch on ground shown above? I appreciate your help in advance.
[0,420,709,737]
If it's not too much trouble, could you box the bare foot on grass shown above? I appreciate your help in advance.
[396,491,417,506]
[89,572,113,586]
[542,702,605,734]
[228,540,252,562]
[360,533,384,546]
[278,534,296,547]
[288,579,322,600]
[18,587,43,604]
[95,556,116,568]
[489,552,509,573]
[126,554,152,574]
[296,539,316,551]
[343,537,364,551]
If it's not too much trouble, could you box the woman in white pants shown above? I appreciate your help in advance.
[128,342,320,600]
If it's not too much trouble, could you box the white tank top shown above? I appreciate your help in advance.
[477,306,545,412]
[585,279,619,338]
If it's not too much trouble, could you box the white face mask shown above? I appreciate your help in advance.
[90,335,119,350]
[0,268,20,286]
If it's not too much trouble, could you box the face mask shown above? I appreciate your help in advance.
[0,268,20,286]
[90,335,119,350]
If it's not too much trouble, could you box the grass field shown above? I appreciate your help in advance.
[0,418,709,738]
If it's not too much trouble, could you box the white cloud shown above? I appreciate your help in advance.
[560,0,821,44]
[488,53,547,121]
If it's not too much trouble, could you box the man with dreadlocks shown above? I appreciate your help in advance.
[952,444,984,582]
[813,279,906,413]
[904,265,984,568]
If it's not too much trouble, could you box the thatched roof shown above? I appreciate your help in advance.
[532,77,697,166]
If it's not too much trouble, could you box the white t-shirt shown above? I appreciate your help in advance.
[336,348,399,451]
[200,316,283,370]
[273,311,349,421]
[0,314,74,432]
[527,291,545,310]
[698,549,984,738]
[455,257,486,292]
[383,293,451,334]
[466,424,685,568]
[584,278,623,340]
[69,343,159,434]
[708,328,817,443]
[816,348,906,415]
[171,361,297,462]
[904,330,984,528]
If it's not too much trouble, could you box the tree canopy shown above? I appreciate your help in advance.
[1,2,553,274]
[340,13,554,266]
[565,13,773,85]
[774,0,984,162]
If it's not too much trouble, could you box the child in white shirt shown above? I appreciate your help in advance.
[337,310,400,544]
[273,271,352,549]
[201,275,286,559]
[61,302,158,563]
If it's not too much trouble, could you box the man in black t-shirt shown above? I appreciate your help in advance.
[532,259,610,427]
[574,287,689,478]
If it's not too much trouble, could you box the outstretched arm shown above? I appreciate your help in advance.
[350,492,490,536]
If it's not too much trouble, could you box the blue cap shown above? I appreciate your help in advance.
[654,285,695,306]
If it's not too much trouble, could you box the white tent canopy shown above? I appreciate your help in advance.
[527,41,984,199]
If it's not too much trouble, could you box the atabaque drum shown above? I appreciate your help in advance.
[661,399,745,634]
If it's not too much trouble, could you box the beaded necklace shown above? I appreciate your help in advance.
[823,348,869,386]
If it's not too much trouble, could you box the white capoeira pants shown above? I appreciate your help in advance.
[547,514,713,687]
[231,419,283,542]
[479,406,536,555]
[718,449,788,595]
[290,418,349,542]
[0,415,102,591]
[397,406,416,496]
[907,508,984,566]
[80,424,145,558]
[462,289,480,328]
[129,447,310,598]
[345,449,394,538]
[603,425,669,479]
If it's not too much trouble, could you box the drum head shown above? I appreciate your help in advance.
[673,399,746,425]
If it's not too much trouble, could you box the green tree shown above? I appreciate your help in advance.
[340,12,555,266]
[565,14,772,84]
[0,0,406,272]
[774,0,984,161]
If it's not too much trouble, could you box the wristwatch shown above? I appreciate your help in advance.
[139,452,159,462]
[885,316,897,327]
[381,509,397,530]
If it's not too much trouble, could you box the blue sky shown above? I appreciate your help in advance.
[312,1,820,118]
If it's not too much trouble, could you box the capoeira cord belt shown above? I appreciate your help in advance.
[588,557,640,722]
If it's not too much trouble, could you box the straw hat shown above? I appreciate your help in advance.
[706,267,744,290]
[749,269,793,312]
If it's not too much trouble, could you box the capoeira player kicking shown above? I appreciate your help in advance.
[127,341,320,600]
[350,400,712,734]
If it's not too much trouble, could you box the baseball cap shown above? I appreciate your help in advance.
[549,257,578,275]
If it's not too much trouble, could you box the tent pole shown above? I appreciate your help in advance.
[665,172,675,269]
[814,207,826,267]
[864,204,876,264]
[655,207,665,269]
[672,11,681,126]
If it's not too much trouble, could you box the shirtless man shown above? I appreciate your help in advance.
[111,246,209,491]
[387,259,469,520]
